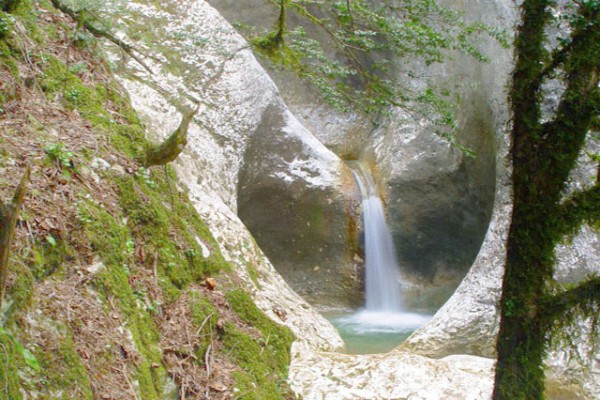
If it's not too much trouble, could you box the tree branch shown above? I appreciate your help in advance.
[143,106,199,167]
[556,183,600,238]
[534,28,600,192]
[49,0,153,74]
[536,21,594,82]
[0,166,30,310]
[541,276,600,324]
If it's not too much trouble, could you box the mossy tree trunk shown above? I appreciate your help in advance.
[0,166,29,310]
[143,107,197,167]
[493,2,600,399]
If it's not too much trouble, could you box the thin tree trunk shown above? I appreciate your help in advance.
[0,166,29,310]
[143,107,197,167]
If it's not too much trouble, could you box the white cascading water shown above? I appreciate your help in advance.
[328,161,430,353]
[349,161,403,311]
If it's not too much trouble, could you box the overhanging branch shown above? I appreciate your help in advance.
[143,106,199,167]
[50,0,153,74]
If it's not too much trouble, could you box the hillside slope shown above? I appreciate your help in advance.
[0,1,299,398]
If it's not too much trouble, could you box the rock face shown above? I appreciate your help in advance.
[208,0,500,312]
[105,0,364,308]
[401,1,600,397]
[388,0,516,339]
[290,351,496,400]
[237,105,363,306]
[105,0,347,352]
[106,0,599,398]
[365,102,497,311]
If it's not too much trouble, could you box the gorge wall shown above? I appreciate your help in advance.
[209,0,498,312]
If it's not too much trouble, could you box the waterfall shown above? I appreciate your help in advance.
[325,161,432,354]
[348,161,403,311]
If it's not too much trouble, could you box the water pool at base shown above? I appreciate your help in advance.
[325,310,432,354]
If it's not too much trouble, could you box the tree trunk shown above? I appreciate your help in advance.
[493,208,553,400]
[143,107,197,167]
[0,166,29,310]
[494,1,600,398]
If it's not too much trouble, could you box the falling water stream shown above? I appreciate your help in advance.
[326,161,431,354]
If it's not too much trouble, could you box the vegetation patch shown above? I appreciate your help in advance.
[0,1,286,399]
[0,327,32,398]
[225,289,295,399]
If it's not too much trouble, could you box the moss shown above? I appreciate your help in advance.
[0,328,24,399]
[116,170,229,298]
[0,38,18,79]
[224,289,295,400]
[190,290,218,329]
[189,289,218,359]
[245,262,261,288]
[0,10,13,38]
[77,201,166,399]
[25,237,75,280]
[36,329,94,399]
[36,55,146,158]
[2,255,33,323]
[223,323,294,400]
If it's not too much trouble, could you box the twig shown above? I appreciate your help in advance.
[259,333,271,355]
[152,251,158,288]
[111,365,140,400]
[180,378,186,400]
[204,343,212,399]
[163,348,198,361]
[195,312,214,335]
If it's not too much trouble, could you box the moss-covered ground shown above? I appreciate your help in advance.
[0,1,295,398]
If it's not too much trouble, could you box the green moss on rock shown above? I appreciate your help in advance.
[37,329,94,400]
[189,289,218,358]
[0,328,25,399]
[225,289,295,400]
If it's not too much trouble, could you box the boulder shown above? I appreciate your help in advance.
[237,104,363,307]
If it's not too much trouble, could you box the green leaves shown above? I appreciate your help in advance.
[246,0,507,132]
[45,234,57,247]
[44,141,74,169]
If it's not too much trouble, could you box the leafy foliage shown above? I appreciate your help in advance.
[248,0,508,127]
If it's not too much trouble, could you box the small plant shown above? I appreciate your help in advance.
[44,142,74,170]
[68,61,88,75]
[147,300,161,315]
[137,167,157,188]
[0,11,13,39]
[75,204,93,224]
[65,88,81,102]
[45,235,57,247]
[125,239,134,254]
[0,327,41,371]
[71,29,94,49]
